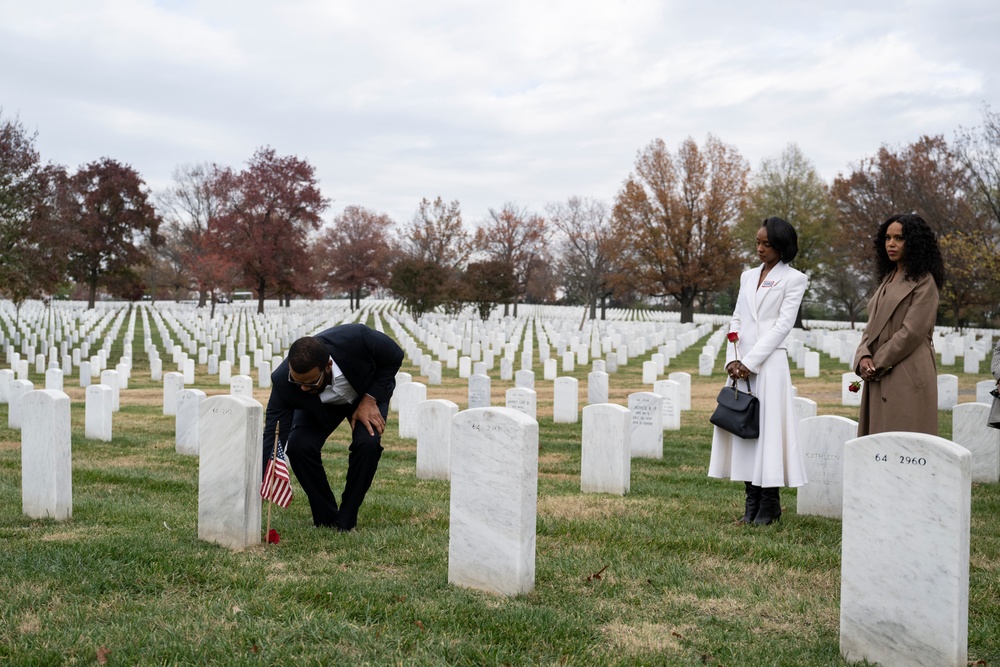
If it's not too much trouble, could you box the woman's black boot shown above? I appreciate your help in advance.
[739,482,762,524]
[753,487,782,525]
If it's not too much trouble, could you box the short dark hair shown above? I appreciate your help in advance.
[761,217,798,263]
[288,336,329,374]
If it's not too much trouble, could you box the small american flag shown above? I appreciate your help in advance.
[261,442,293,508]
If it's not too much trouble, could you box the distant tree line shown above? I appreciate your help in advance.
[2,106,999,327]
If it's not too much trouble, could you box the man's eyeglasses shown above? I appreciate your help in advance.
[288,369,325,389]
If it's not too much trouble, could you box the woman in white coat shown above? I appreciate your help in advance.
[708,217,809,525]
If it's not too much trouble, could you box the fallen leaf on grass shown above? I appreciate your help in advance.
[232,606,242,613]
[414,620,425,631]
[96,647,110,665]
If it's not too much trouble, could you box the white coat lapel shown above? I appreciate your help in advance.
[755,262,789,316]
[748,265,763,319]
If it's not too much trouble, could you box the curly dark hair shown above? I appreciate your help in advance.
[873,213,945,288]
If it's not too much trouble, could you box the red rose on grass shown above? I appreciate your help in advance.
[727,332,739,343]
[848,381,861,393]
[267,529,280,544]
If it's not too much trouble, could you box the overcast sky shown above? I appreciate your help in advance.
[3,1,998,226]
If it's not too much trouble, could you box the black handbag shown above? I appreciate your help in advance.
[989,388,1000,430]
[710,377,760,439]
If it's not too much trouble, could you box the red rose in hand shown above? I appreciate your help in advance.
[727,332,739,343]
[848,381,861,393]
[267,529,280,544]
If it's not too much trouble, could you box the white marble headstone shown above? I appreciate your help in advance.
[197,394,263,550]
[697,353,713,377]
[79,360,92,388]
[628,392,662,459]
[85,384,113,442]
[514,369,535,390]
[397,381,427,439]
[804,351,820,378]
[792,396,818,424]
[390,371,412,412]
[952,402,1000,483]
[21,389,72,520]
[45,368,63,392]
[975,380,996,405]
[841,372,862,407]
[643,360,658,383]
[505,387,537,421]
[428,360,443,385]
[587,371,608,405]
[938,374,958,410]
[553,377,579,424]
[840,432,970,667]
[229,374,254,399]
[416,399,458,481]
[581,403,630,495]
[797,415,855,519]
[163,371,184,416]
[176,388,208,456]
[448,407,538,596]
[543,358,557,381]
[652,379,681,431]
[100,369,120,412]
[468,374,491,409]
[668,372,691,410]
[0,368,12,403]
[8,379,33,430]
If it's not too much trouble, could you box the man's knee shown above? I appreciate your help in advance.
[285,429,326,459]
[349,427,384,454]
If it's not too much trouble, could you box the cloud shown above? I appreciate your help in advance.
[2,0,998,224]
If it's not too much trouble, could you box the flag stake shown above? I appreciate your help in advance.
[264,423,279,543]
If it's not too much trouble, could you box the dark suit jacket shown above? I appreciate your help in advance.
[263,323,404,450]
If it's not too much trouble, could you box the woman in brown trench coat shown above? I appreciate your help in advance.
[853,214,946,437]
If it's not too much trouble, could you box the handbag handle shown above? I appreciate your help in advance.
[728,336,751,394]
[729,377,753,397]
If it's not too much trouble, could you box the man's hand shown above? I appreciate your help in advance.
[350,394,385,436]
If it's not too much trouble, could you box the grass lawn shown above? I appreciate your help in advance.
[1,312,998,666]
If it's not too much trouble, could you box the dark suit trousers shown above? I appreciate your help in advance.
[281,398,388,530]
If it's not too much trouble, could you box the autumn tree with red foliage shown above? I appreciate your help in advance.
[831,135,989,326]
[0,114,70,312]
[612,135,749,323]
[64,157,161,308]
[474,203,548,317]
[156,162,236,311]
[210,147,328,314]
[316,205,394,309]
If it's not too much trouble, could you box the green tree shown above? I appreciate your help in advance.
[388,257,449,317]
[461,260,516,321]
[741,144,835,324]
